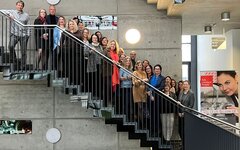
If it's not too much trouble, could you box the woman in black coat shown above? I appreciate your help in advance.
[34,9,49,70]
[178,80,195,149]
[60,20,82,85]
[161,84,177,141]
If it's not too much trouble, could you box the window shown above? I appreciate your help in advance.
[181,35,191,81]
[182,35,191,43]
[182,44,191,62]
[182,62,191,81]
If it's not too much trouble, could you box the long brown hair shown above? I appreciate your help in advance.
[108,40,120,54]
[123,56,132,71]
[135,60,143,71]
[57,16,66,27]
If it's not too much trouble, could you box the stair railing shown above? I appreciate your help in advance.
[1,9,240,150]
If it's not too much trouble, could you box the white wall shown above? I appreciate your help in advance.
[229,29,240,73]
[227,29,240,109]
[197,35,233,71]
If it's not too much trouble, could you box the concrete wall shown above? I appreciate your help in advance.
[0,0,182,80]
[0,74,149,150]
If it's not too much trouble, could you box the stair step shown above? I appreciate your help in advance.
[141,136,173,150]
[117,122,135,132]
[105,117,123,124]
[64,85,82,95]
[112,114,125,118]
[52,79,64,87]
[0,72,48,85]
[81,99,88,107]
[101,109,113,119]
[158,145,172,150]
[70,94,89,104]
[129,129,148,140]
[123,122,136,126]
[141,139,159,148]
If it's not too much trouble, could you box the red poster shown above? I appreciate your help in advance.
[200,75,213,87]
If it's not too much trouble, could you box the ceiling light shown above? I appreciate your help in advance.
[204,26,212,34]
[221,12,230,21]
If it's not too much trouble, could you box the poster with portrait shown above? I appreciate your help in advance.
[0,120,32,134]
[200,70,239,125]
[79,15,117,30]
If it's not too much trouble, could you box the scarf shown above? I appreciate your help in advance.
[38,16,46,24]
[92,43,99,46]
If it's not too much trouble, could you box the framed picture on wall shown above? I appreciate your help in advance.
[0,120,32,134]
[79,15,117,30]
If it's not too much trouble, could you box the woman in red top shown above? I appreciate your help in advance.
[109,40,120,92]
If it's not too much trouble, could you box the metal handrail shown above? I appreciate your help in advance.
[56,33,240,132]
[186,107,240,131]
[1,9,239,132]
[0,10,56,27]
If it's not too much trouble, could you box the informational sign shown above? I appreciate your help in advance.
[200,71,239,125]
[0,120,32,134]
[212,37,226,50]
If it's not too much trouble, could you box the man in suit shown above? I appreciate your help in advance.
[46,5,59,69]
[130,51,136,71]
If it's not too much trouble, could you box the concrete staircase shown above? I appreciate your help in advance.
[0,71,151,150]
[147,0,185,16]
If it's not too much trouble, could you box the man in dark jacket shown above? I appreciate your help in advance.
[46,5,59,69]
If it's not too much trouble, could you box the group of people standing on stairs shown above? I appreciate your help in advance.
[5,1,199,145]
[34,5,59,70]
[5,0,59,70]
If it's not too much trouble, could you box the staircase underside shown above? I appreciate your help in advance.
[147,0,185,16]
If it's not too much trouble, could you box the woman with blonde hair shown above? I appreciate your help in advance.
[119,56,133,119]
[108,40,120,92]
[53,16,66,70]
[119,47,125,56]
[132,60,148,128]
[61,19,82,85]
